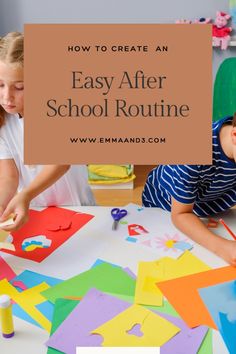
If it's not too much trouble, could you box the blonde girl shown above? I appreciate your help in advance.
[0,32,95,231]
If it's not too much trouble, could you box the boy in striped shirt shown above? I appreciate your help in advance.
[142,114,236,265]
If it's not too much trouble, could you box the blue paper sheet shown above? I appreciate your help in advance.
[199,279,236,354]
[11,270,62,327]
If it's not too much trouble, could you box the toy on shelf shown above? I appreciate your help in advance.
[175,19,192,24]
[212,11,232,50]
[194,17,211,24]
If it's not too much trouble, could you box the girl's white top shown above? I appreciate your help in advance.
[0,114,95,207]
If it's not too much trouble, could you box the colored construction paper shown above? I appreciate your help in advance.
[126,236,137,243]
[11,270,62,289]
[0,229,9,241]
[155,251,210,279]
[11,270,62,327]
[51,290,210,354]
[135,261,164,306]
[0,242,15,251]
[199,279,236,354]
[135,252,210,307]
[157,266,236,329]
[156,312,208,354]
[198,330,212,354]
[0,233,15,250]
[1,207,94,262]
[0,279,51,331]
[42,263,136,304]
[0,255,16,281]
[47,298,80,354]
[173,241,192,251]
[91,304,180,347]
[46,288,131,353]
[128,224,149,236]
[12,280,27,291]
[102,292,212,354]
[92,259,136,279]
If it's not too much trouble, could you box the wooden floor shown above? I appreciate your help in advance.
[93,165,155,206]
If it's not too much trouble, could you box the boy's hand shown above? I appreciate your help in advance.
[0,193,30,232]
[217,239,236,266]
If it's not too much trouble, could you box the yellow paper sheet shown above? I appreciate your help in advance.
[135,262,165,306]
[0,279,51,332]
[0,242,15,251]
[92,304,180,346]
[135,251,210,306]
[0,229,9,242]
[0,227,15,250]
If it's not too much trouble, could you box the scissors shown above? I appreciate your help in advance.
[111,208,128,230]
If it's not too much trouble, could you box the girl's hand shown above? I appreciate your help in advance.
[0,193,30,232]
[216,239,236,266]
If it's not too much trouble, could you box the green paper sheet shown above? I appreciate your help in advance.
[47,298,80,354]
[198,330,212,354]
[42,263,136,304]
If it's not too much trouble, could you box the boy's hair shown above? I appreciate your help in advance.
[0,32,24,127]
[233,112,236,127]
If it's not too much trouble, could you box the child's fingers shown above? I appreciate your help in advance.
[0,206,4,217]
[0,206,13,222]
[3,211,28,232]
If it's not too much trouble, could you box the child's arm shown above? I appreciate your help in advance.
[171,197,236,266]
[0,160,19,213]
[0,165,70,231]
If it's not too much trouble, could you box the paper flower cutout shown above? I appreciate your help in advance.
[22,235,52,252]
[154,233,190,252]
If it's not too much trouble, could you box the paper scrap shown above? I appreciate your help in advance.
[0,216,15,228]
[0,242,15,251]
[0,229,9,242]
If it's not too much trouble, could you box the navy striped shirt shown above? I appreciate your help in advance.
[142,116,236,217]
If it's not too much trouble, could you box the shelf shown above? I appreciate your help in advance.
[213,38,236,47]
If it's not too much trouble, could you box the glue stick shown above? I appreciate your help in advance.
[0,295,14,338]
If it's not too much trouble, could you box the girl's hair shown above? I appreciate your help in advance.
[0,32,24,127]
[233,112,236,127]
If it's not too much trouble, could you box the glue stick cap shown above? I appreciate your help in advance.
[0,295,11,308]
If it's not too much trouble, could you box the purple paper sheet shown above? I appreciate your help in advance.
[46,288,131,354]
[157,312,208,354]
[123,267,136,280]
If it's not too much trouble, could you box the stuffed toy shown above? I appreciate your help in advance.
[213,11,232,50]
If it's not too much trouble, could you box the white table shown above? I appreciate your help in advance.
[1,205,234,354]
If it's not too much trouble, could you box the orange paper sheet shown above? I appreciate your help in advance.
[157,266,236,329]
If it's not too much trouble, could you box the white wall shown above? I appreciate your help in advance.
[0,0,235,79]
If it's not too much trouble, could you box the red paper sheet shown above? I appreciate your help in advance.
[0,255,16,281]
[2,207,94,262]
